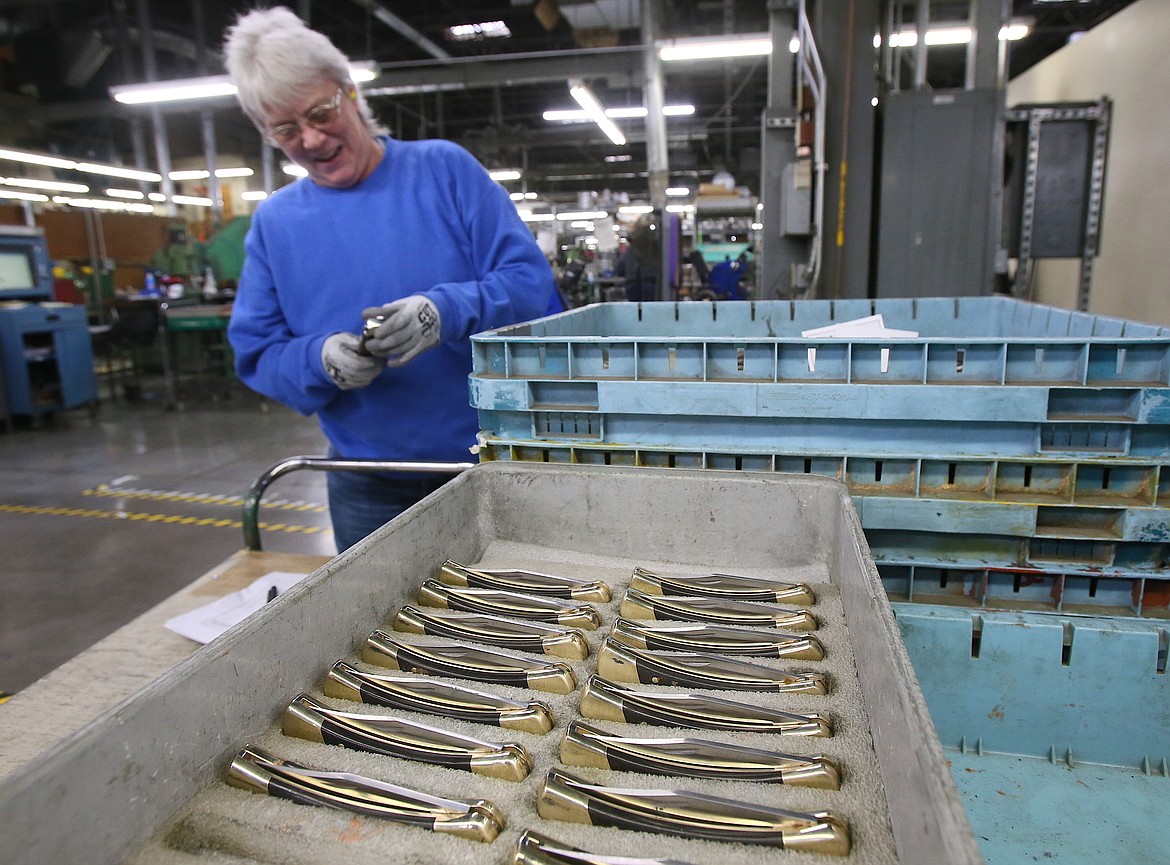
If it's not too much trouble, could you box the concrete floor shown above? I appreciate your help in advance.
[0,390,337,695]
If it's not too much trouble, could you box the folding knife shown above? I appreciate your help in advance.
[282,692,533,781]
[597,637,829,694]
[363,630,578,694]
[631,567,815,605]
[323,661,555,734]
[537,768,850,854]
[392,606,590,660]
[620,587,817,631]
[418,580,602,630]
[578,676,832,736]
[227,744,505,842]
[610,618,824,660]
[440,560,612,602]
[560,719,840,787]
[513,829,699,865]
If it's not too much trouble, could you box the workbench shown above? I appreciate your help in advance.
[160,301,236,408]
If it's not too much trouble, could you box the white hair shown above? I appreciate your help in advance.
[222,6,386,136]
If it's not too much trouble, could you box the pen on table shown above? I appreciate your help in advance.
[267,586,279,603]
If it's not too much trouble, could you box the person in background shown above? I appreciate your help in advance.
[616,214,661,303]
[223,7,556,551]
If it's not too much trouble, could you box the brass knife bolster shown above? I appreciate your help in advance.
[597,637,829,694]
[393,606,590,660]
[282,692,533,781]
[621,587,817,631]
[363,630,578,694]
[441,560,612,602]
[611,618,824,660]
[578,676,833,736]
[323,661,555,734]
[536,768,850,855]
[418,580,602,630]
[560,719,840,788]
[226,744,505,843]
[514,829,700,865]
[631,567,816,605]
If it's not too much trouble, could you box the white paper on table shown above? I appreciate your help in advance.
[164,571,309,644]
[800,314,919,373]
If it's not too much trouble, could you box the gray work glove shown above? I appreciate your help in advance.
[361,295,441,367]
[321,332,383,390]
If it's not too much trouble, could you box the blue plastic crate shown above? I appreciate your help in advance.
[474,297,1170,386]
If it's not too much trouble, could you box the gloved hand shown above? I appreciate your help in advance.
[361,295,441,367]
[321,332,383,390]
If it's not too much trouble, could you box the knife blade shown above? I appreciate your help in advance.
[536,768,850,854]
[441,560,612,602]
[620,587,817,631]
[610,618,824,660]
[226,744,505,843]
[513,829,700,865]
[392,606,590,660]
[363,630,578,694]
[323,661,555,734]
[578,676,832,736]
[282,692,533,781]
[419,580,602,630]
[559,719,840,787]
[597,637,828,694]
[631,567,815,605]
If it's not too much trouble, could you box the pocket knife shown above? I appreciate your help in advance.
[323,661,555,734]
[419,580,602,630]
[560,719,840,787]
[631,567,815,605]
[578,676,832,736]
[611,618,824,660]
[363,630,578,694]
[393,606,590,660]
[282,692,533,781]
[440,560,612,602]
[227,744,505,843]
[621,587,817,631]
[537,768,850,854]
[513,829,700,865]
[597,637,829,694]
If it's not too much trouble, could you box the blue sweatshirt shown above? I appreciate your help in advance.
[229,137,555,462]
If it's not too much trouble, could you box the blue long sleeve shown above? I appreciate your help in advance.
[228,137,555,462]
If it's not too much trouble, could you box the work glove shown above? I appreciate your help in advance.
[360,295,441,367]
[321,332,383,390]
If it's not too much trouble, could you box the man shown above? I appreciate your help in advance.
[223,8,556,550]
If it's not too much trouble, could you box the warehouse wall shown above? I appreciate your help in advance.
[1007,0,1170,326]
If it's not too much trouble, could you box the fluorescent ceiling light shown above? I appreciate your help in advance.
[75,162,161,182]
[52,195,154,213]
[0,147,161,182]
[543,104,695,123]
[665,187,690,197]
[659,33,772,62]
[605,154,633,163]
[148,192,167,202]
[170,169,210,181]
[241,191,268,201]
[282,164,308,178]
[1,176,89,193]
[518,212,556,223]
[569,221,595,229]
[665,203,694,213]
[110,64,377,105]
[568,79,626,146]
[0,189,50,202]
[447,20,510,41]
[882,23,1031,48]
[489,169,522,182]
[106,188,145,199]
[0,148,78,170]
[618,205,654,215]
[556,210,608,221]
[172,195,213,207]
[216,167,254,178]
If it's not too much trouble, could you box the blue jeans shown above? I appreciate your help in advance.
[326,468,450,552]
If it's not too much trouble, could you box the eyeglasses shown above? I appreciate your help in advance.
[263,88,345,146]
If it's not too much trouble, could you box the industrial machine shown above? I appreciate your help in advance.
[0,225,97,418]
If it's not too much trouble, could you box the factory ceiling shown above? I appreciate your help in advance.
[0,0,1140,202]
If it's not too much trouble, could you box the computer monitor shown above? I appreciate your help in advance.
[0,226,53,301]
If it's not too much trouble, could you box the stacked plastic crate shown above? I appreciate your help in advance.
[471,297,1170,618]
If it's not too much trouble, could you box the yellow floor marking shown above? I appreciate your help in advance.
[83,485,326,513]
[0,503,326,536]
